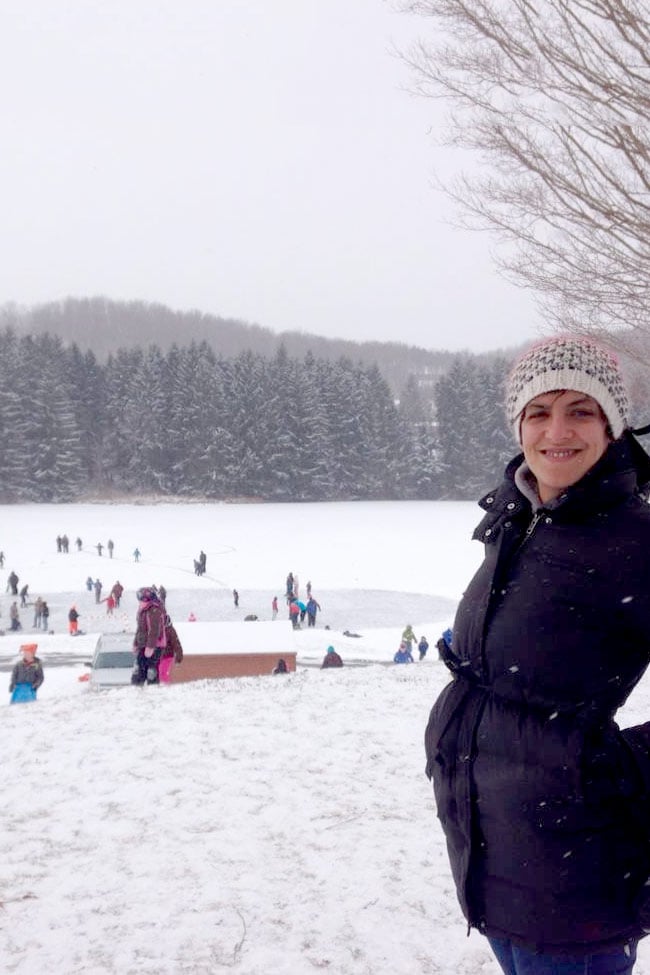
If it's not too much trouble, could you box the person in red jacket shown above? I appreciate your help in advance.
[288,599,301,629]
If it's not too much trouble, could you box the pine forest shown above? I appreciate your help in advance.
[0,328,519,503]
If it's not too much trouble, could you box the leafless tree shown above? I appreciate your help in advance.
[399,0,650,347]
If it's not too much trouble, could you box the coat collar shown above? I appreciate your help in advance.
[474,432,650,541]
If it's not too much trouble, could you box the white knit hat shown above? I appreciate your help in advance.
[506,335,629,442]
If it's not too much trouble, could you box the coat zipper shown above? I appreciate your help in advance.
[525,511,544,538]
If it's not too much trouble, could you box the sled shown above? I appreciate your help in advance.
[158,657,173,684]
[11,683,37,704]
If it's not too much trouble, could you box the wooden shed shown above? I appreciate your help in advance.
[168,621,297,682]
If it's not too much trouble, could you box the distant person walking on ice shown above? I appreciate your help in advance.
[418,635,429,661]
[272,596,278,620]
[96,542,103,557]
[133,548,141,562]
[306,596,321,627]
[94,578,102,604]
[288,599,301,629]
[9,601,21,631]
[9,643,43,703]
[75,537,83,551]
[233,589,239,607]
[68,605,80,635]
[107,539,114,558]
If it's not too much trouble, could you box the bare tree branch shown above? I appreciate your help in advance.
[399,0,650,342]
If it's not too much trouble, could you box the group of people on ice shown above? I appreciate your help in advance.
[285,571,322,629]
[6,595,51,632]
[393,624,429,664]
[57,535,117,557]
[193,551,207,576]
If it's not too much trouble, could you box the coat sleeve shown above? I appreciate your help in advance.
[33,662,44,690]
[147,607,163,647]
[168,624,183,663]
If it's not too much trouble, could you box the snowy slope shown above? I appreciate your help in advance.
[1,500,649,974]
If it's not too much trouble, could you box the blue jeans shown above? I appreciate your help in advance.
[489,937,638,975]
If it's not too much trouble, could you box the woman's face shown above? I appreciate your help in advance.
[520,390,610,503]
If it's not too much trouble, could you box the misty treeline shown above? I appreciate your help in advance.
[2,296,459,401]
[0,328,520,503]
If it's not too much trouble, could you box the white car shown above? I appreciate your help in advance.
[86,644,135,690]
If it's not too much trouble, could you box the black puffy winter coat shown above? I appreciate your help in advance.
[426,434,650,955]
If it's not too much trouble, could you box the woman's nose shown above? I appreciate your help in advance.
[545,411,572,440]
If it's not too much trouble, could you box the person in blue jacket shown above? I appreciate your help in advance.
[393,641,413,664]
[306,596,321,627]
[418,635,429,660]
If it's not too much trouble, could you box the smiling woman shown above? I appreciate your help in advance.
[425,334,650,975]
[520,390,610,503]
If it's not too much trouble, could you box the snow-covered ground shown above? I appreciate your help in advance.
[1,500,649,974]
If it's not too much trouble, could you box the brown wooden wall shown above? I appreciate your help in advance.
[169,652,296,683]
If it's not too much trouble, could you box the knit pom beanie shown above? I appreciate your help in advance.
[505,336,629,442]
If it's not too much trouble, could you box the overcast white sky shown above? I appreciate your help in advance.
[0,1,543,352]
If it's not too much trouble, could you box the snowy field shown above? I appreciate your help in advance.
[2,500,650,974]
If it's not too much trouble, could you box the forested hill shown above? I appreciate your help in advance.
[2,297,650,504]
[0,296,472,396]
